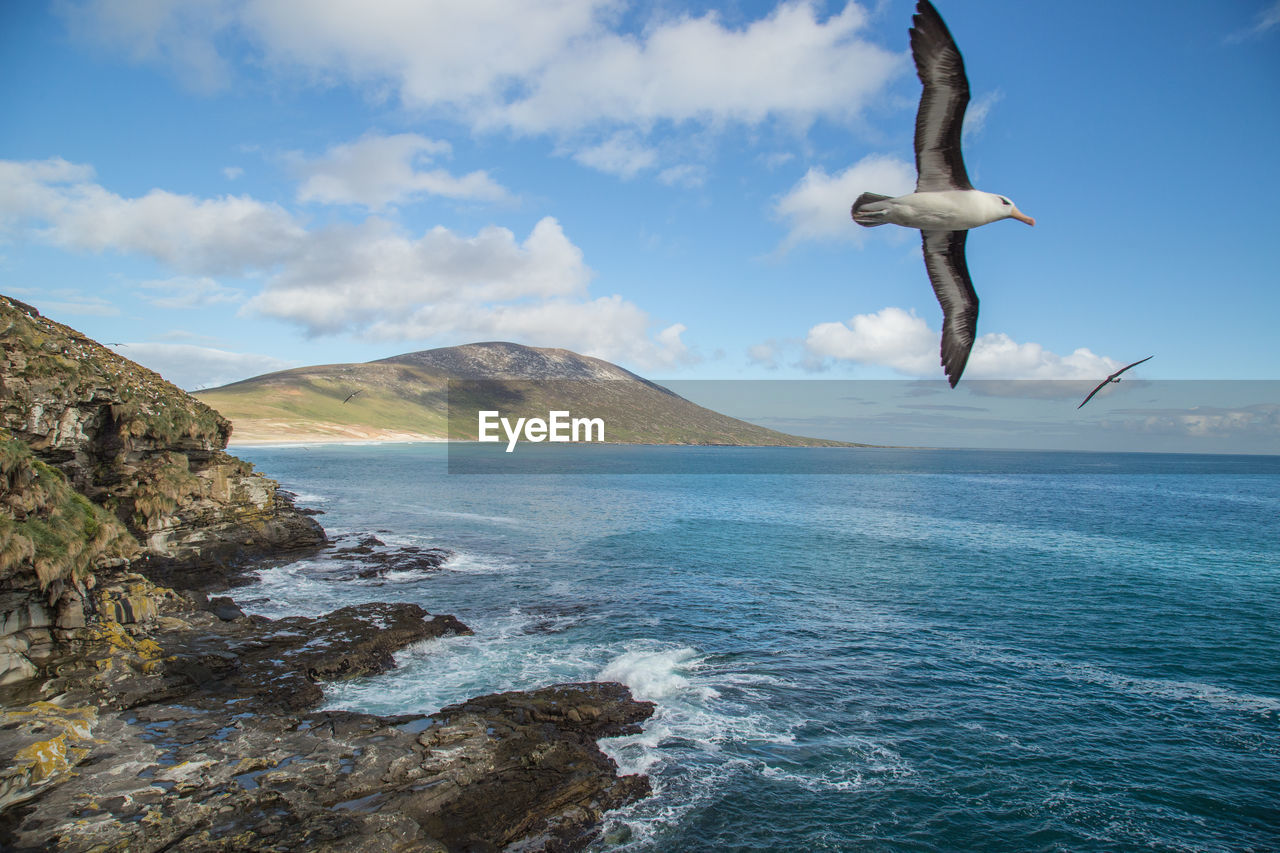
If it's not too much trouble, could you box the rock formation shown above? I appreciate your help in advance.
[0,295,655,850]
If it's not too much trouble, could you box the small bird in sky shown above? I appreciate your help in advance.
[343,390,362,404]
[852,0,1034,387]
[1077,356,1153,409]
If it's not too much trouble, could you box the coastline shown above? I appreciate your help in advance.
[0,297,655,851]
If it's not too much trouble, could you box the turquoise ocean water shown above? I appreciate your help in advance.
[232,445,1280,851]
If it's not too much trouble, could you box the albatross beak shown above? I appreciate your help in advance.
[1010,207,1036,226]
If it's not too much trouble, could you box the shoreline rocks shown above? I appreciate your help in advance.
[0,576,653,851]
[1,294,656,850]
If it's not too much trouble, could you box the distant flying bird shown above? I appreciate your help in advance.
[1077,356,1153,409]
[852,0,1035,387]
[343,390,362,404]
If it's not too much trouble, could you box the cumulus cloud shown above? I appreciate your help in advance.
[571,132,658,179]
[806,305,1122,380]
[0,158,305,274]
[59,1,904,136]
[2,157,688,369]
[364,298,697,368]
[494,2,901,133]
[806,307,938,374]
[774,155,916,249]
[137,276,243,308]
[294,132,511,209]
[113,343,297,390]
[246,216,592,335]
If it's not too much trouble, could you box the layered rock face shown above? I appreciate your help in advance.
[0,295,656,850]
[0,295,324,683]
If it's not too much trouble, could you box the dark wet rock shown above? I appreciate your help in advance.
[351,546,453,579]
[207,596,245,622]
[327,534,454,580]
[1,572,650,851]
[0,583,651,852]
[333,534,386,555]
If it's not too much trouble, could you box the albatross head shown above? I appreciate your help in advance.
[992,193,1035,226]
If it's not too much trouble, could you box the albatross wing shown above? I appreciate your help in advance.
[922,229,978,387]
[911,0,972,192]
[1077,356,1153,409]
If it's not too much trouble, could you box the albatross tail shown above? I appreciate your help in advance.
[851,192,893,227]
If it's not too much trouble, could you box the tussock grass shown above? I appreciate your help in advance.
[0,432,137,590]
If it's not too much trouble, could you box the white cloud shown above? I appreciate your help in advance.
[494,2,900,133]
[571,132,657,179]
[1102,404,1280,440]
[0,158,305,274]
[1226,1,1280,42]
[60,1,904,136]
[963,333,1120,381]
[805,305,1122,380]
[962,90,1003,141]
[59,0,235,92]
[138,276,243,308]
[806,306,938,374]
[3,157,688,370]
[657,164,707,188]
[223,166,244,180]
[774,154,915,249]
[115,342,297,390]
[363,297,697,368]
[246,216,592,334]
[294,132,510,209]
[747,340,781,370]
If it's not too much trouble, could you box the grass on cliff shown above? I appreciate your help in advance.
[0,433,138,589]
[1,296,230,449]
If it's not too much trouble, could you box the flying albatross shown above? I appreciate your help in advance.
[343,390,362,404]
[1077,356,1153,409]
[852,0,1034,387]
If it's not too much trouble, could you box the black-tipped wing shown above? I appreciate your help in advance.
[1110,355,1153,380]
[1077,356,1153,409]
[1076,379,1109,410]
[922,229,978,387]
[911,0,972,192]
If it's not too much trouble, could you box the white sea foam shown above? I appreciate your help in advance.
[445,551,520,574]
[599,646,711,702]
[236,563,346,619]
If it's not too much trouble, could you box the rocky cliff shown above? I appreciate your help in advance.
[0,295,655,850]
[0,294,325,685]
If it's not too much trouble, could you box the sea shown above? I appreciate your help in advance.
[230,444,1280,852]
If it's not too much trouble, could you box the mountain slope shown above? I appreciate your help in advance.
[195,342,856,446]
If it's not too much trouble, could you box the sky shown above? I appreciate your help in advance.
[3,1,1280,398]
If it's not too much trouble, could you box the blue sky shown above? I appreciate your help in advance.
[3,1,1279,393]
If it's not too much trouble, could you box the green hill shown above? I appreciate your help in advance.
[194,342,857,447]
